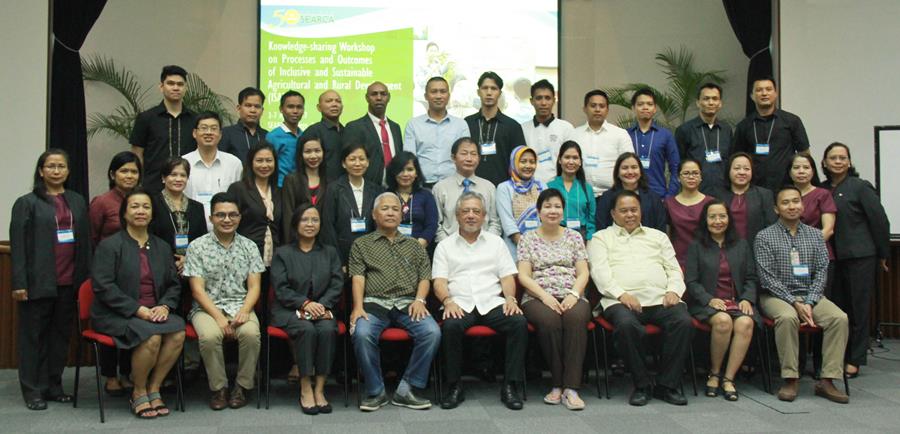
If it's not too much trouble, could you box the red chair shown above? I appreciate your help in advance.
[73,280,184,422]
[760,316,849,395]
[436,324,530,400]
[594,316,697,399]
[354,327,440,407]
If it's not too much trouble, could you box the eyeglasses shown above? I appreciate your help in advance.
[212,212,241,220]
[196,125,220,133]
[680,171,701,178]
[43,164,68,171]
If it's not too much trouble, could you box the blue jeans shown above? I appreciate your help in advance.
[352,308,441,397]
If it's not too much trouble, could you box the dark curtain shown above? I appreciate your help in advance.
[49,0,106,198]
[722,0,773,116]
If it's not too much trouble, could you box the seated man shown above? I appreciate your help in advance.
[184,192,264,410]
[433,192,528,410]
[588,190,692,406]
[755,185,849,403]
[349,192,441,412]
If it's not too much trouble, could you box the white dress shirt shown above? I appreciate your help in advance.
[433,231,518,314]
[521,116,574,184]
[183,149,243,228]
[570,121,633,197]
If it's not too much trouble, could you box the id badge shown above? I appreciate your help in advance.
[350,218,366,233]
[398,224,413,236]
[585,156,599,168]
[537,149,552,164]
[175,234,190,250]
[566,219,582,230]
[524,218,540,230]
[57,229,75,244]
[755,143,769,155]
[640,157,651,169]
[481,141,497,155]
[792,264,810,277]
[705,150,722,163]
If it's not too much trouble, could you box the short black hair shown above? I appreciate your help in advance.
[477,71,504,89]
[238,87,266,104]
[386,151,424,192]
[160,65,187,82]
[288,202,320,244]
[612,152,648,191]
[118,187,153,229]
[752,77,778,90]
[341,142,369,161]
[194,111,221,129]
[776,184,802,201]
[613,189,641,209]
[583,89,609,107]
[161,157,191,179]
[530,79,555,97]
[280,90,304,107]
[451,137,479,156]
[107,151,143,189]
[242,142,279,190]
[821,142,859,180]
[210,192,239,215]
[536,188,565,212]
[726,151,755,186]
[425,76,448,90]
[32,148,70,200]
[697,82,723,99]
[630,88,655,107]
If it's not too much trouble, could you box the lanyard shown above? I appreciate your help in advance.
[244,129,251,153]
[401,193,414,224]
[478,118,499,145]
[343,190,363,218]
[753,117,776,145]
[701,125,720,154]
[633,129,655,160]
[54,206,74,231]
[167,210,189,235]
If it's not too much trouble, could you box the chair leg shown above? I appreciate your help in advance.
[73,338,82,408]
[256,350,263,410]
[764,327,774,394]
[92,344,105,423]
[601,330,610,399]
[590,329,602,399]
[179,351,187,412]
[755,331,770,394]
[265,334,272,409]
[343,333,349,407]
[356,368,362,408]
[689,345,698,396]
[174,353,184,412]
[844,372,850,396]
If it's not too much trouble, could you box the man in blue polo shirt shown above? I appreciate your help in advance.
[266,90,305,186]
[404,76,470,188]
[626,88,680,198]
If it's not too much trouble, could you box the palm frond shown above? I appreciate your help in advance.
[655,46,727,124]
[81,55,149,114]
[86,107,134,141]
[183,73,236,125]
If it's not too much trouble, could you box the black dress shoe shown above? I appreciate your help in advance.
[25,398,48,411]
[42,393,73,403]
[440,384,465,409]
[500,383,523,410]
[653,385,688,406]
[317,403,333,414]
[629,387,651,406]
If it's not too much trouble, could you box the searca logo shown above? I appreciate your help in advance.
[272,9,335,26]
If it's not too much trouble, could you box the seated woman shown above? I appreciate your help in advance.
[595,152,667,232]
[497,145,545,259]
[684,200,759,402]
[271,203,343,415]
[385,151,438,250]
[91,188,186,419]
[517,189,591,410]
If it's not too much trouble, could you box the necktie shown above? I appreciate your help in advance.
[462,178,472,193]
[379,118,392,167]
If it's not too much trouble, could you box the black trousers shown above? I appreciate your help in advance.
[17,286,75,401]
[442,305,528,384]
[283,317,338,376]
[603,303,693,389]
[833,256,878,366]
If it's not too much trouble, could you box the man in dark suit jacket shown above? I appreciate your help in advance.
[342,82,403,185]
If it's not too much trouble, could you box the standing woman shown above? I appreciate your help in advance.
[271,204,343,414]
[496,145,546,258]
[595,152,667,231]
[547,141,596,240]
[319,142,384,266]
[665,158,715,267]
[715,152,776,245]
[89,151,142,395]
[91,189,186,419]
[685,200,759,402]
[282,136,329,238]
[517,189,591,410]
[385,151,438,249]
[10,149,91,410]
[822,142,890,377]
[787,153,837,268]
[150,157,208,274]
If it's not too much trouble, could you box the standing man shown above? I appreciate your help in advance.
[464,72,527,186]
[183,112,243,229]
[570,90,633,197]
[130,65,197,193]
[675,83,732,194]
[266,90,305,187]
[626,88,680,198]
[343,82,403,185]
[432,137,502,242]
[733,78,810,191]
[521,79,573,184]
[219,87,268,165]
[404,76,470,188]
[433,192,528,410]
[755,186,849,403]
[301,90,345,182]
[184,192,265,410]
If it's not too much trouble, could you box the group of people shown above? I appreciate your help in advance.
[8,64,890,419]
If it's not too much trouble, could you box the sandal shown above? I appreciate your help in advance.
[148,391,170,417]
[561,389,585,411]
[705,373,720,398]
[543,388,562,405]
[130,394,158,419]
[721,377,739,402]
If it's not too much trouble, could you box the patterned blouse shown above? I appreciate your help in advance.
[516,227,588,303]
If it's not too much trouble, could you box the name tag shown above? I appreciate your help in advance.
[57,229,75,244]
[524,218,540,230]
[705,150,722,163]
[175,234,190,249]
[537,149,552,163]
[755,143,769,155]
[398,224,413,236]
[481,141,497,155]
[640,157,651,169]
[585,156,599,168]
[350,218,366,233]
[792,264,810,277]
[566,219,581,229]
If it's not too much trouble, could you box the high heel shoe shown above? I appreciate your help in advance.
[721,377,739,402]
[705,373,720,398]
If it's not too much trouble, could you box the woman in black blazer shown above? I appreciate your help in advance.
[685,199,759,402]
[319,142,384,265]
[149,158,208,273]
[282,135,329,238]
[822,142,891,376]
[9,149,91,410]
[715,152,776,246]
[271,203,343,414]
[92,189,185,419]
[227,142,283,268]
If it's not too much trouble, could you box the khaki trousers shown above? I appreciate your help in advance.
[191,311,261,391]
[760,295,848,380]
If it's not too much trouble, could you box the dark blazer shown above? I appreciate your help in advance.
[319,175,384,265]
[270,243,343,327]
[595,187,667,232]
[342,114,403,184]
[9,191,91,299]
[90,231,181,337]
[713,185,776,246]
[829,176,891,260]
[149,193,208,253]
[227,180,284,259]
[684,238,760,325]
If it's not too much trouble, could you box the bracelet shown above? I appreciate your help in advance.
[415,298,427,305]
[442,297,454,306]
[505,296,518,304]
